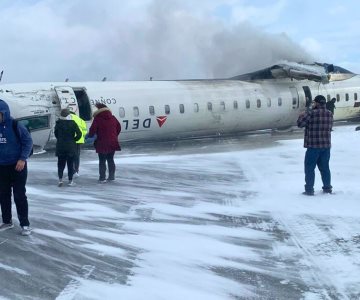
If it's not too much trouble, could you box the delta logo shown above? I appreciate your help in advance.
[156,116,167,128]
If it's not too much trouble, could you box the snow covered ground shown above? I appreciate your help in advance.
[1,124,360,300]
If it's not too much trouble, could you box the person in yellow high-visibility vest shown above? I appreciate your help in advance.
[69,111,87,177]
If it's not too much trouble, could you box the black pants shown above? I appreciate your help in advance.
[73,144,81,173]
[58,156,75,181]
[0,164,30,227]
[98,152,115,181]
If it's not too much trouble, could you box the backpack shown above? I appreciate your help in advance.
[12,120,34,157]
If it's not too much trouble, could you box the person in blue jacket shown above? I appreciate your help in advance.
[0,99,33,236]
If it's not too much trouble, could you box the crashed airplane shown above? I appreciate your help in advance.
[0,62,359,151]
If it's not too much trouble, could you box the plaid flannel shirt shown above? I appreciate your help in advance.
[297,106,333,148]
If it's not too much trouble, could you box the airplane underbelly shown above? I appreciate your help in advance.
[334,106,360,121]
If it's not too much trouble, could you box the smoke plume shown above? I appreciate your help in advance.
[0,0,314,82]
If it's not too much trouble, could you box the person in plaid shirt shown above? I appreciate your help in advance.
[297,95,333,195]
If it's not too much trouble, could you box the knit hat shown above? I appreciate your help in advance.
[314,95,326,104]
[60,108,70,117]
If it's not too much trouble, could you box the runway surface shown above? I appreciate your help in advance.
[1,126,360,300]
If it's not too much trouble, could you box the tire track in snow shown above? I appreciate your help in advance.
[56,265,95,300]
[276,214,353,300]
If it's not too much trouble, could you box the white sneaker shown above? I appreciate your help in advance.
[73,172,79,178]
[0,222,14,231]
[21,226,32,236]
[68,180,76,186]
[98,179,107,184]
[58,180,63,187]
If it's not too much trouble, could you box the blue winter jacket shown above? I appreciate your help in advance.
[0,99,33,165]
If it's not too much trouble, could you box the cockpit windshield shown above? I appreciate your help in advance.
[17,115,50,132]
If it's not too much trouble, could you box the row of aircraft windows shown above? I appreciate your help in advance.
[119,98,284,118]
[118,92,359,118]
[327,93,358,102]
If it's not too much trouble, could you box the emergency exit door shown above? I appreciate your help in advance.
[54,86,79,116]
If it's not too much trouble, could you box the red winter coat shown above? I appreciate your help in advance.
[88,108,121,153]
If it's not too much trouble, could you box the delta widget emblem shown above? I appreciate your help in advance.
[156,116,167,128]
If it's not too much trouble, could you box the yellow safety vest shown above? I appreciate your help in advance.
[71,114,87,144]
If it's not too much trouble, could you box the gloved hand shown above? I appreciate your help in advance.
[85,133,97,144]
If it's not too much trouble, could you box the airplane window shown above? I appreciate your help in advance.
[257,99,261,108]
[233,101,238,109]
[355,93,358,101]
[278,97,282,106]
[207,102,212,111]
[18,115,50,132]
[133,106,139,117]
[267,98,271,107]
[246,99,250,109]
[336,94,340,102]
[292,98,297,106]
[165,105,170,115]
[179,104,184,114]
[194,103,199,112]
[149,106,155,115]
[119,107,125,118]
[346,93,349,101]
[220,101,225,111]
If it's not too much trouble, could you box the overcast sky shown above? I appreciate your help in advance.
[0,0,359,83]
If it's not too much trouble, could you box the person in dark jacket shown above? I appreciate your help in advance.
[297,95,333,195]
[88,103,121,183]
[0,99,33,236]
[55,108,81,186]
[326,97,336,115]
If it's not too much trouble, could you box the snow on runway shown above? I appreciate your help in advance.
[1,125,360,299]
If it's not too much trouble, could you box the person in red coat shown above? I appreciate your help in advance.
[88,103,121,182]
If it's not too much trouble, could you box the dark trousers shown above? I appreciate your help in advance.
[98,152,115,181]
[73,144,81,173]
[0,164,30,227]
[304,148,332,192]
[58,156,75,181]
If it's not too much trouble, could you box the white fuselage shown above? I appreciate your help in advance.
[1,75,360,150]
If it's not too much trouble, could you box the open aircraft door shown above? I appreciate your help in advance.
[54,86,79,116]
[289,87,299,109]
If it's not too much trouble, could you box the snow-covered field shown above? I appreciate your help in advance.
[1,125,360,299]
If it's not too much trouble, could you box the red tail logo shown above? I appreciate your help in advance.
[156,116,167,127]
